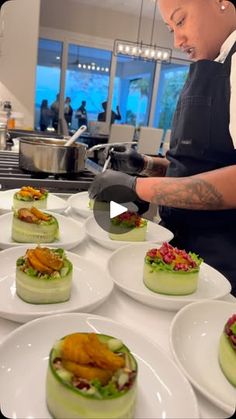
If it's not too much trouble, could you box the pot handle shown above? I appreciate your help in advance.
[87,141,137,155]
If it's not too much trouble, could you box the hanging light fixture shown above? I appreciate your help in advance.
[113,0,171,63]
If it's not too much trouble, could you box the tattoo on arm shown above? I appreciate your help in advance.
[150,177,225,210]
[144,157,169,177]
[146,165,167,177]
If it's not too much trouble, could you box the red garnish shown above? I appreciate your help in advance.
[224,314,236,350]
[146,242,198,271]
[112,211,144,228]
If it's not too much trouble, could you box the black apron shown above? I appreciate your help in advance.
[160,41,236,296]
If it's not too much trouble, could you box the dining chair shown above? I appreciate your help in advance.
[108,124,135,144]
[88,121,109,136]
[88,124,136,165]
[137,127,164,155]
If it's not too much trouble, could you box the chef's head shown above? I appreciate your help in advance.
[158,0,236,61]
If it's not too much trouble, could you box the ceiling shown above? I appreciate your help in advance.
[71,0,161,19]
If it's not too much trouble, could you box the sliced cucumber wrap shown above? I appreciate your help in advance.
[16,256,72,304]
[143,263,198,295]
[218,333,236,387]
[13,195,47,210]
[88,199,109,211]
[88,199,95,210]
[109,225,147,242]
[46,334,137,419]
[12,215,59,243]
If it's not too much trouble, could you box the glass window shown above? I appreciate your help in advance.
[154,62,189,131]
[112,56,156,126]
[65,45,112,130]
[35,38,63,131]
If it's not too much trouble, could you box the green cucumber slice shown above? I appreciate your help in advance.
[16,259,73,304]
[143,263,198,295]
[107,338,123,352]
[219,333,236,387]
[12,215,59,243]
[109,224,147,242]
[46,333,138,418]
[13,195,47,210]
[47,365,137,419]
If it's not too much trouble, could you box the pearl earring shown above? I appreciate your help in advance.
[221,4,226,10]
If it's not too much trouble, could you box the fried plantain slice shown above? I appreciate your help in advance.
[34,247,63,271]
[85,334,125,371]
[26,249,53,274]
[20,186,42,198]
[18,208,38,223]
[19,190,34,198]
[30,207,50,221]
[61,333,92,365]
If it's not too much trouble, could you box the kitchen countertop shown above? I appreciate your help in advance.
[0,209,235,419]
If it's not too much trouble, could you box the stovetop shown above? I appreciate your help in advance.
[0,151,95,193]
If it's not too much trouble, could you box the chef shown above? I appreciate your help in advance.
[89,0,236,296]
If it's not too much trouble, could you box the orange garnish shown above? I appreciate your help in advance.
[30,207,50,221]
[26,249,52,274]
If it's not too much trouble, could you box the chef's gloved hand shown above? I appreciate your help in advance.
[110,148,145,174]
[88,169,149,215]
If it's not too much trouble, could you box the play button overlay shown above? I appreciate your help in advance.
[110,201,127,219]
[93,184,140,234]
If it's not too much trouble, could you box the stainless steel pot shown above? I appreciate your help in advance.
[18,136,137,175]
[19,136,88,174]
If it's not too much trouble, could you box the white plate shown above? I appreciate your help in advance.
[0,246,113,323]
[170,301,236,414]
[85,215,174,250]
[0,212,86,250]
[0,189,68,213]
[107,243,232,311]
[0,312,199,419]
[67,191,92,218]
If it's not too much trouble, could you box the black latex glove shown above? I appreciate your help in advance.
[110,148,145,174]
[88,169,149,215]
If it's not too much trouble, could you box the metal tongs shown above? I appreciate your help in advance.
[86,141,137,174]
[101,147,114,172]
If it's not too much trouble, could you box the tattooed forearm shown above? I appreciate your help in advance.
[145,165,167,177]
[143,157,169,177]
[150,177,225,209]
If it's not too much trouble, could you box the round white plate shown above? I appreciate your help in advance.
[0,246,113,323]
[0,312,199,419]
[107,243,232,311]
[170,300,236,414]
[84,215,174,250]
[0,189,68,213]
[67,191,92,218]
[0,212,86,250]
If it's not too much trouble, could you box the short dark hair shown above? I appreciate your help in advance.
[229,0,236,6]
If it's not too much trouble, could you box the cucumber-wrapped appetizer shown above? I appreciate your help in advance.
[109,211,147,242]
[219,314,236,387]
[46,332,137,419]
[143,242,203,295]
[88,198,95,210]
[88,199,109,211]
[12,207,59,243]
[16,246,73,304]
[13,186,48,210]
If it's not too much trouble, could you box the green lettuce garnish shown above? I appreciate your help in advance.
[230,322,236,335]
[91,378,122,398]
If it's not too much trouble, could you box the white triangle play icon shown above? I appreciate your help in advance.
[110,201,127,219]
